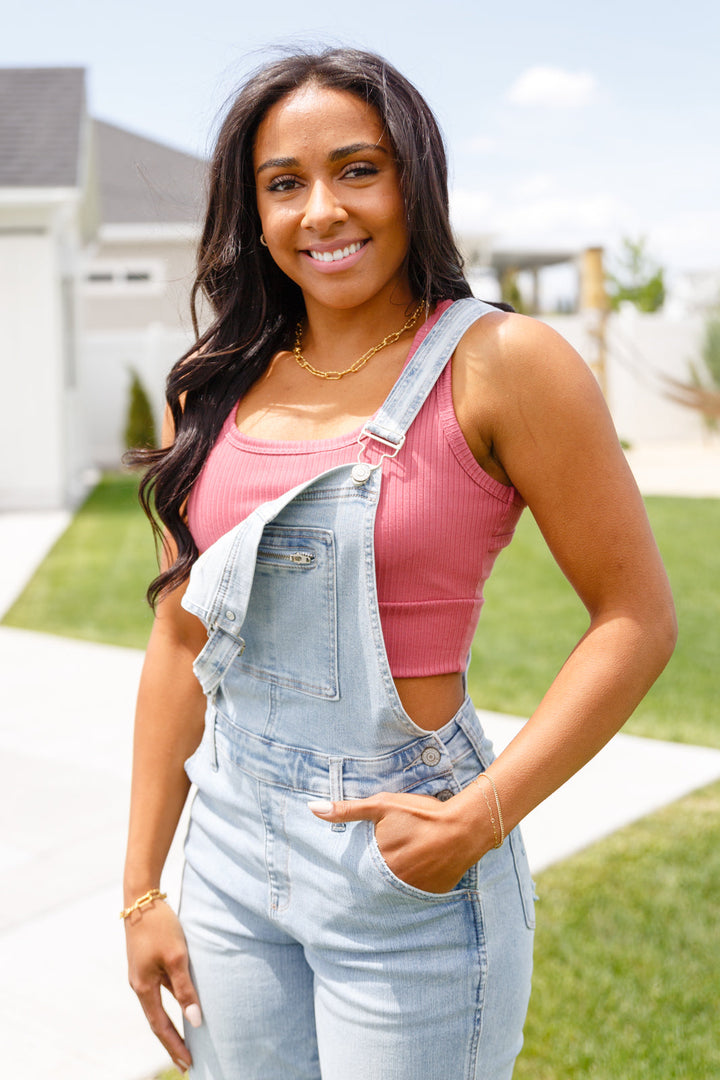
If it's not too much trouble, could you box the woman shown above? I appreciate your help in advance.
[123,48,676,1080]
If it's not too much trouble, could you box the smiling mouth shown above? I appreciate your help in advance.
[307,240,368,263]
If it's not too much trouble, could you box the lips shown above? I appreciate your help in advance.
[307,240,367,263]
[299,237,370,275]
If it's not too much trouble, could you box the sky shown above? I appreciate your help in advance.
[3,0,719,295]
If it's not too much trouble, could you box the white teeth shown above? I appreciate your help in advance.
[309,241,363,262]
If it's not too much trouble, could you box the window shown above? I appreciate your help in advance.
[82,260,165,294]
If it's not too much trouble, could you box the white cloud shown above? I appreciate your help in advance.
[647,209,720,272]
[451,184,720,274]
[493,192,629,246]
[506,66,598,108]
[462,135,498,154]
[449,188,495,232]
[510,173,557,200]
[450,186,632,254]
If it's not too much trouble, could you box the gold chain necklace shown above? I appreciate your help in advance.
[293,302,425,381]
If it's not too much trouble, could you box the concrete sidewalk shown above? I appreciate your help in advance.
[624,437,720,497]
[1,440,719,1080]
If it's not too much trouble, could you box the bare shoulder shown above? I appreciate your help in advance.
[456,310,596,399]
[161,388,191,448]
[164,344,205,446]
[452,311,605,484]
[161,404,176,448]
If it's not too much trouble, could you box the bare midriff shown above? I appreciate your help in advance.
[394,672,466,731]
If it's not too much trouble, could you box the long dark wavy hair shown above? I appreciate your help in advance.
[131,46,488,607]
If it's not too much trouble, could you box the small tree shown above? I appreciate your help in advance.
[500,269,526,314]
[607,236,665,313]
[690,315,720,431]
[701,316,720,389]
[124,368,157,451]
[663,312,720,430]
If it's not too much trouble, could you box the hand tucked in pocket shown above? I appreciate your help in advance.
[308,789,491,894]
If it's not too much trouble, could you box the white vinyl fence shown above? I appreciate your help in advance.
[78,309,711,473]
[544,308,709,445]
[78,325,192,467]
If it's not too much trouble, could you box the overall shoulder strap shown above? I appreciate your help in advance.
[362,298,497,449]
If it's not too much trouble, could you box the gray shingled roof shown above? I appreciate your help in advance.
[0,68,85,187]
[93,119,206,225]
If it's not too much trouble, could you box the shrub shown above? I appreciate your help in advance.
[124,368,157,451]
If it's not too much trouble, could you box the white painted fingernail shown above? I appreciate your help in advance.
[307,800,333,814]
[173,1059,191,1074]
[184,1002,202,1028]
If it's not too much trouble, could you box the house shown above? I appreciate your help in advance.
[0,67,205,509]
[0,67,97,510]
[79,119,205,466]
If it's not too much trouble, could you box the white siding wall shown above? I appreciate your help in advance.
[0,231,67,509]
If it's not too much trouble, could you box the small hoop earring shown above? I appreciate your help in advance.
[260,234,268,247]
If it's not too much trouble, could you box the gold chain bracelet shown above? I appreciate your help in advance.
[119,888,168,920]
[474,772,506,848]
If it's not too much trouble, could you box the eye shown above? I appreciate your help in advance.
[266,174,301,193]
[342,163,379,180]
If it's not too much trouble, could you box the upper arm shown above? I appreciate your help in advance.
[462,315,674,625]
[140,424,206,684]
[155,397,201,642]
[151,573,208,656]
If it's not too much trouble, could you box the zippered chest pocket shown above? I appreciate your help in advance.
[231,524,339,699]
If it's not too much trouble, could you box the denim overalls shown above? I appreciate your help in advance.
[179,299,535,1080]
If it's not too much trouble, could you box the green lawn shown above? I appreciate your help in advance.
[2,472,157,648]
[470,496,720,748]
[518,778,720,1079]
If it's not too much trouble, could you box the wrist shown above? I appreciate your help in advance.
[123,867,163,907]
[119,888,168,921]
[441,784,498,863]
[472,772,506,848]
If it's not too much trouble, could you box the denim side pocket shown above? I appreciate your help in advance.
[508,827,536,930]
[366,821,472,903]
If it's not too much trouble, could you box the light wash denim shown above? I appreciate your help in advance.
[180,299,535,1080]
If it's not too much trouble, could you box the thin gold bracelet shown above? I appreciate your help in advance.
[119,888,168,920]
[475,778,500,847]
[480,771,505,844]
[474,773,506,848]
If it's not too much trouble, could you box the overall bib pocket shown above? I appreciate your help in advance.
[234,525,340,700]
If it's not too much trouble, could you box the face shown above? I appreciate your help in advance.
[253,84,412,315]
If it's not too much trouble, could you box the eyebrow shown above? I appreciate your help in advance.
[256,142,389,175]
[329,142,388,162]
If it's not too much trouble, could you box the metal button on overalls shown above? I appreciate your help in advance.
[421,746,442,767]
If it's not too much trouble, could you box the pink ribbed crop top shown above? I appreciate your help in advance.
[187,301,525,676]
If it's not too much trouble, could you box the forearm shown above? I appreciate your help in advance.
[451,608,676,860]
[124,614,207,903]
[487,610,675,828]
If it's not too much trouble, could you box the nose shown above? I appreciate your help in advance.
[301,179,348,233]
